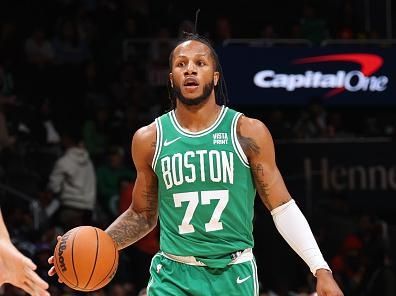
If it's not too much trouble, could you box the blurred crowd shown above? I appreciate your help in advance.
[0,0,395,295]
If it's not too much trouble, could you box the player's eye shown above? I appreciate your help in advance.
[197,61,206,66]
[176,61,185,67]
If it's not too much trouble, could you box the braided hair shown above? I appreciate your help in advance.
[167,33,229,109]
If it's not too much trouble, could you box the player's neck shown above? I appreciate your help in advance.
[174,98,222,133]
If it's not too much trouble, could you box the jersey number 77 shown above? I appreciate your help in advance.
[173,190,229,234]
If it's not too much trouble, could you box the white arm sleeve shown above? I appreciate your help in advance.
[271,199,331,276]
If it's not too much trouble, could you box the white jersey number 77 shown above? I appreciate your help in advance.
[173,190,229,234]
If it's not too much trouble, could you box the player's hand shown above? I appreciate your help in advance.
[0,240,50,296]
[47,235,63,283]
[315,269,343,296]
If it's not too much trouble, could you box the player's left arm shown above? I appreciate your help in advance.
[237,116,343,296]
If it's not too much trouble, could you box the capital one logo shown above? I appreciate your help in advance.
[253,54,389,97]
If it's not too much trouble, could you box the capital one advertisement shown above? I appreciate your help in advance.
[216,46,395,105]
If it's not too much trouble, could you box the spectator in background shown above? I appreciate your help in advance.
[331,233,365,294]
[0,21,19,65]
[81,61,108,113]
[363,250,396,296]
[337,26,354,40]
[47,125,96,231]
[148,28,173,89]
[82,104,111,163]
[31,98,61,147]
[109,62,148,116]
[334,1,359,40]
[266,109,291,139]
[0,60,14,97]
[260,23,278,39]
[293,97,328,138]
[25,27,55,68]
[75,4,99,48]
[108,282,127,296]
[24,26,55,100]
[52,19,91,65]
[212,16,232,46]
[0,106,15,151]
[138,287,147,296]
[107,15,140,67]
[0,62,16,151]
[326,111,349,138]
[290,22,303,39]
[299,4,328,44]
[96,146,135,219]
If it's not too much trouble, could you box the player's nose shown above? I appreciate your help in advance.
[184,61,197,75]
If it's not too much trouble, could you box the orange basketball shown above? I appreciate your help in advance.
[53,226,119,291]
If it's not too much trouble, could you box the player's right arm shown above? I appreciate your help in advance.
[106,122,159,250]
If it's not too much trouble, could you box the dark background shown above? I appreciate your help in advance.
[0,0,395,295]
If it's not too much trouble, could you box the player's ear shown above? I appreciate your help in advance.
[169,73,174,88]
[214,71,219,86]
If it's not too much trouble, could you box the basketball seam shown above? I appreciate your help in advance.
[84,228,100,289]
[71,229,79,288]
[91,240,118,290]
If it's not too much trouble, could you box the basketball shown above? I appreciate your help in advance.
[53,226,119,291]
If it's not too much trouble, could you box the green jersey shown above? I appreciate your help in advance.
[152,106,256,261]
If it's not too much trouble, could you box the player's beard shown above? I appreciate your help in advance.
[172,80,214,106]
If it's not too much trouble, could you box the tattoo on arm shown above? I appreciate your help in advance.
[237,127,260,156]
[251,164,271,209]
[107,211,151,249]
[138,179,158,221]
[151,141,156,149]
[107,178,158,249]
[237,124,270,207]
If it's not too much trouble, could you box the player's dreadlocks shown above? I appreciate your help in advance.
[167,32,229,109]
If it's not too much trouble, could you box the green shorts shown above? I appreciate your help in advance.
[147,253,259,296]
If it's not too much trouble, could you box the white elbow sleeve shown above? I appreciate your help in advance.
[271,199,330,276]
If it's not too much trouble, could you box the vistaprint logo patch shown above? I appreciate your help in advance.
[253,54,389,98]
[213,133,228,144]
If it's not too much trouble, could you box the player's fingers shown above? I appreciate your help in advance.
[27,268,49,290]
[48,266,57,276]
[24,257,37,270]
[48,266,63,283]
[57,235,62,241]
[48,255,54,264]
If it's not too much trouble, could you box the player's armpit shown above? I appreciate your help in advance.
[236,116,291,211]
[106,123,159,250]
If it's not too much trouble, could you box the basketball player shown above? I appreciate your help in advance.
[48,33,343,295]
[0,210,49,296]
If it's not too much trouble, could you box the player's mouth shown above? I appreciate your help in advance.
[183,77,199,91]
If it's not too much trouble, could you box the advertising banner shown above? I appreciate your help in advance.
[275,140,396,213]
[216,46,395,105]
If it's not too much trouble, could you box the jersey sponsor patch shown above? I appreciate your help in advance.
[213,132,228,144]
